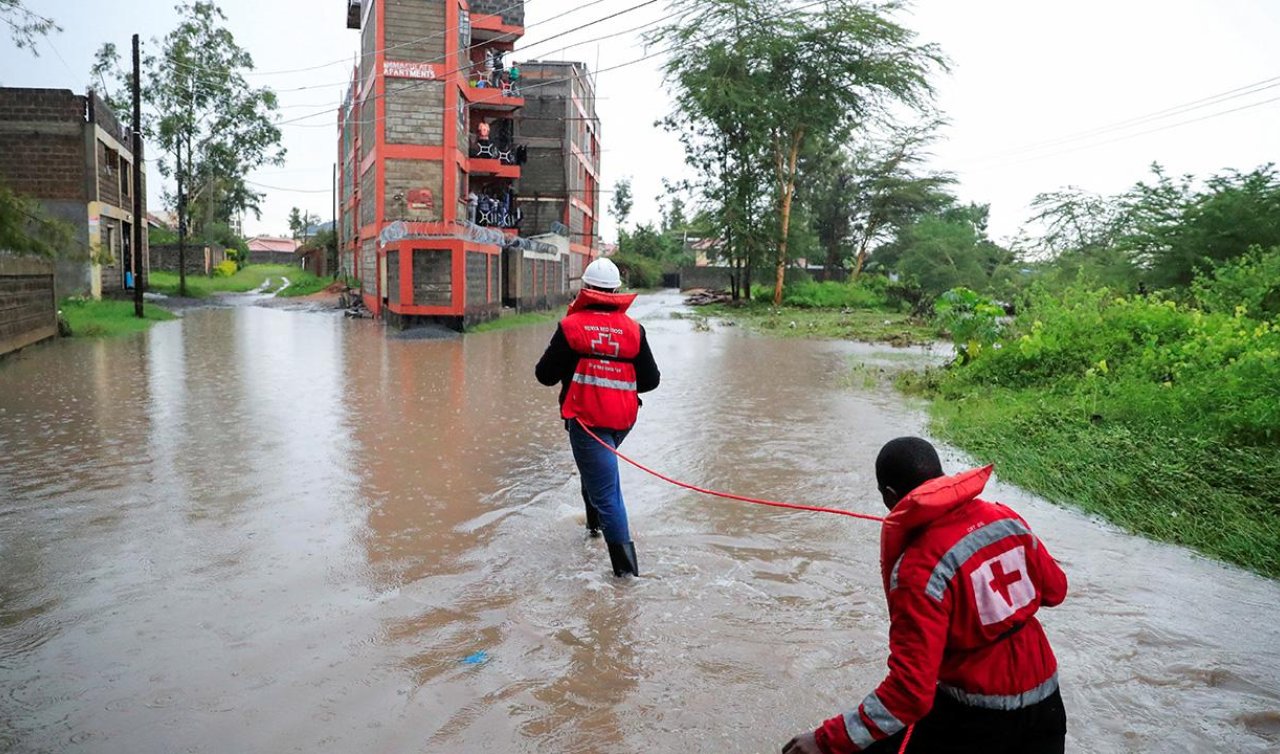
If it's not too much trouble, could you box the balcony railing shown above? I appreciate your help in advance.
[469,139,525,166]
[468,194,522,229]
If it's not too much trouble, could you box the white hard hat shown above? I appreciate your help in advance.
[582,258,621,289]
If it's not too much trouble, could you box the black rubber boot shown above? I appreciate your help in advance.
[607,542,639,577]
[583,490,602,538]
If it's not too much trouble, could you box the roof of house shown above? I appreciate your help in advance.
[246,236,300,253]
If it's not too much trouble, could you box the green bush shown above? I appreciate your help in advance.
[610,252,664,289]
[945,285,1280,442]
[213,259,237,277]
[780,279,889,309]
[1192,245,1280,320]
[934,287,1006,363]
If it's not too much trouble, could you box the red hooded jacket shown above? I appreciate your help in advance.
[815,466,1068,752]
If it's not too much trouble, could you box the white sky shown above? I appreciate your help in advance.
[3,0,1278,245]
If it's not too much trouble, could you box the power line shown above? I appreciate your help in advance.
[272,0,662,128]
[166,0,535,79]
[967,73,1280,164]
[966,93,1280,173]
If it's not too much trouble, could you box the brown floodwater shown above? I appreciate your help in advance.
[2,291,1278,753]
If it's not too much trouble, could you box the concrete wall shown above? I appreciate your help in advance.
[678,266,847,290]
[247,250,296,266]
[151,244,226,276]
[0,254,57,357]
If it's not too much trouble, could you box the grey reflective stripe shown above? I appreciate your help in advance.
[572,373,637,391]
[925,518,1033,601]
[842,710,876,750]
[888,553,906,591]
[939,672,1059,711]
[861,691,905,737]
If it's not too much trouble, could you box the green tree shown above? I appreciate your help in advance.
[91,1,284,293]
[892,203,1016,298]
[801,124,954,279]
[658,0,945,305]
[609,176,634,230]
[1,0,60,56]
[0,180,71,256]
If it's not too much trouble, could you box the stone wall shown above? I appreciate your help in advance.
[0,88,87,201]
[384,0,446,62]
[386,249,399,305]
[385,159,443,222]
[412,247,451,306]
[0,254,57,357]
[385,79,444,145]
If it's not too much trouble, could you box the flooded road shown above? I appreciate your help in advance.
[2,291,1279,753]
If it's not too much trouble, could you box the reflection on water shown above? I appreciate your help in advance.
[1,293,1278,753]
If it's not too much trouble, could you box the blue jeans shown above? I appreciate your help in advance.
[568,422,631,544]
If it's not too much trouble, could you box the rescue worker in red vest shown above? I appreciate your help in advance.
[784,437,1068,754]
[535,258,660,577]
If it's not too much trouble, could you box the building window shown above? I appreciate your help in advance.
[119,156,131,198]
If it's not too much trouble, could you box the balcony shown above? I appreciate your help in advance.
[469,0,525,35]
[462,81,523,112]
[346,0,361,29]
[468,191,522,230]
[469,140,525,177]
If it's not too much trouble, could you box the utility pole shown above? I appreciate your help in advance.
[177,131,187,297]
[131,34,145,318]
[332,162,337,279]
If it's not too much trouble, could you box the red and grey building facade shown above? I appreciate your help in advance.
[339,0,600,328]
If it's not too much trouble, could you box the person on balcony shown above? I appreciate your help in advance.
[535,258,660,577]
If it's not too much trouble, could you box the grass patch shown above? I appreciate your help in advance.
[149,264,329,298]
[920,385,1280,578]
[468,310,561,334]
[701,301,938,345]
[60,298,176,337]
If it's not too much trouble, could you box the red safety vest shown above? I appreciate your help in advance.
[817,466,1069,753]
[560,288,643,431]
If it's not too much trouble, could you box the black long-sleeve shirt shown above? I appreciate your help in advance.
[535,323,661,407]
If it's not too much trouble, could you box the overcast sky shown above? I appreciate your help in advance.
[3,0,1278,245]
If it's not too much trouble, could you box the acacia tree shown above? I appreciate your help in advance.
[1,0,60,55]
[658,0,945,304]
[91,1,283,294]
[658,38,772,298]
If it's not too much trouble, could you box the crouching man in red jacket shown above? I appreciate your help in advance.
[784,437,1068,754]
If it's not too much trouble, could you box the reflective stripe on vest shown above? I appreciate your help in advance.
[939,672,1059,711]
[925,517,1036,601]
[572,372,638,391]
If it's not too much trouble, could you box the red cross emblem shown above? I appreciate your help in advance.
[590,332,620,357]
[987,561,1023,606]
[971,546,1034,625]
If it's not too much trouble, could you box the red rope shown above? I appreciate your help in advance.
[898,723,915,753]
[574,419,885,523]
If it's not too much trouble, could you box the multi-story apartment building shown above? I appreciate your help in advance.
[339,0,598,328]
